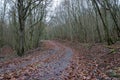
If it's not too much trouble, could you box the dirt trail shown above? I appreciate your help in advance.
[1,40,120,80]
[0,40,73,80]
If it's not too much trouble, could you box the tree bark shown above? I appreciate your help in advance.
[17,0,25,56]
[92,0,114,45]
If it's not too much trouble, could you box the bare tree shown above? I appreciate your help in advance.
[17,0,47,56]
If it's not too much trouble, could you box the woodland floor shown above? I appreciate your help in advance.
[0,40,120,80]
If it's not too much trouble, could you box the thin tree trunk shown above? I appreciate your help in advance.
[96,14,102,42]
[92,0,114,45]
[105,0,120,38]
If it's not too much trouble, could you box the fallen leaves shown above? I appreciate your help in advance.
[0,40,120,80]
[58,40,120,80]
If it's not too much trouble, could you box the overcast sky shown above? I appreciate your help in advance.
[0,0,62,22]
[46,0,63,22]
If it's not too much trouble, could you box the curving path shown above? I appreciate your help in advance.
[0,40,73,80]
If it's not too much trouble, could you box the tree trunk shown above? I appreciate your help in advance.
[92,0,114,45]
[105,0,120,38]
[0,23,3,47]
[17,0,25,56]
[18,19,25,56]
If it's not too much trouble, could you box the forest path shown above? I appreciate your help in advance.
[0,40,73,80]
[0,40,120,80]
